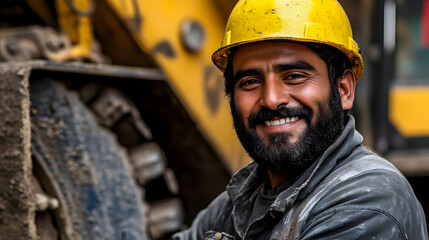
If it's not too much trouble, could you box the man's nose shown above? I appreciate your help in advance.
[260,77,290,110]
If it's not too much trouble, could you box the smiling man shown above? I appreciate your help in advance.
[229,42,348,188]
[174,0,428,239]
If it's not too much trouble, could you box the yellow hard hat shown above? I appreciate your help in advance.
[212,0,364,81]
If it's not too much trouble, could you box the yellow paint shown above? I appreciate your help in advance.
[56,0,93,59]
[389,86,429,137]
[105,0,249,172]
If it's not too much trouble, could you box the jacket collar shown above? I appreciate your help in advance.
[226,115,363,237]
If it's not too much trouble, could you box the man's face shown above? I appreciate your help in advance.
[231,41,345,173]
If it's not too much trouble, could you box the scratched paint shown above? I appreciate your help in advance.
[203,65,224,115]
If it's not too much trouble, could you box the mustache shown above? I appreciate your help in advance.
[248,106,312,129]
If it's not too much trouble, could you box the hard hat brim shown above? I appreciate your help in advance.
[212,37,363,82]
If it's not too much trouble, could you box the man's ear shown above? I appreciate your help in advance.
[337,69,356,110]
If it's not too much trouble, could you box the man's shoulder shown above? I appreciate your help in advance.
[303,146,427,239]
[326,145,415,209]
[322,151,414,207]
[337,144,400,175]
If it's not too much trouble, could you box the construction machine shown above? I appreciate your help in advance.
[0,0,247,239]
[1,0,429,239]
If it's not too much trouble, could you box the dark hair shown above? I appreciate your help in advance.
[223,41,352,100]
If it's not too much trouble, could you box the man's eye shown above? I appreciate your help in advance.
[284,73,308,84]
[238,79,260,88]
[285,74,305,80]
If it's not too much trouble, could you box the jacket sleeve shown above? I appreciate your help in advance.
[299,169,427,240]
[299,206,407,239]
[173,191,233,240]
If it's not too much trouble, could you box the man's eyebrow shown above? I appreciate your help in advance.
[233,61,316,83]
[274,61,316,72]
[233,69,262,83]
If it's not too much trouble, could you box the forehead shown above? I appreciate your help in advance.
[232,41,324,72]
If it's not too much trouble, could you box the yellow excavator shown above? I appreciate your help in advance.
[0,0,247,239]
[1,0,429,239]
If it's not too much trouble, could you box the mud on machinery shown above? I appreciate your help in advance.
[0,0,243,239]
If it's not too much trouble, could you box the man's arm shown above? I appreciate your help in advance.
[300,206,407,239]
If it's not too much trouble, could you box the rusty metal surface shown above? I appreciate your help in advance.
[0,63,36,239]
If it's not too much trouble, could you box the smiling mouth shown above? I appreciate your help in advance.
[264,117,300,126]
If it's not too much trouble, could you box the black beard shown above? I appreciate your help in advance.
[231,90,345,174]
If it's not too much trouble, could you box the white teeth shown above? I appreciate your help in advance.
[264,117,299,126]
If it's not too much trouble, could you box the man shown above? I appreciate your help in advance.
[174,0,428,239]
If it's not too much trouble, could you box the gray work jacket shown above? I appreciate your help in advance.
[174,116,428,239]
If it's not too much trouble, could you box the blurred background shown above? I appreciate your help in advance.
[0,0,428,239]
